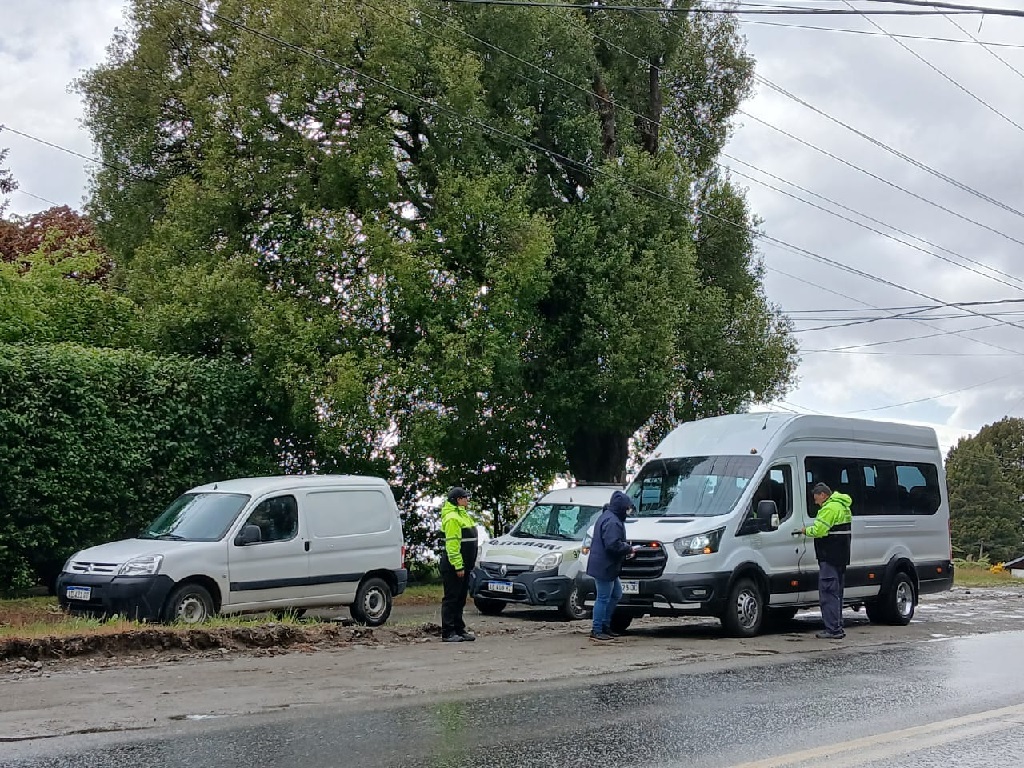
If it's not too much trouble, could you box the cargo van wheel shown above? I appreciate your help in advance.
[350,577,393,626]
[722,577,764,637]
[164,583,215,625]
[866,571,915,626]
[474,597,506,615]
[560,585,590,621]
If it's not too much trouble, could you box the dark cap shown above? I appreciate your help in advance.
[811,482,832,497]
[448,486,470,504]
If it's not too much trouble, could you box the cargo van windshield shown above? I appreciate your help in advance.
[627,456,762,518]
[139,492,251,542]
[511,503,604,541]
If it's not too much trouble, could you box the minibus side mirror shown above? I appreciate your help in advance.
[235,524,261,546]
[755,500,779,531]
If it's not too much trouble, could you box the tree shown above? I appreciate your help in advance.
[76,0,797,512]
[972,417,1024,502]
[946,438,1022,563]
[0,206,114,283]
[0,147,16,214]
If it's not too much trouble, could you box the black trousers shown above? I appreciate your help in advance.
[439,555,474,637]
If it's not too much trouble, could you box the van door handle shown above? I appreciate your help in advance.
[304,541,310,552]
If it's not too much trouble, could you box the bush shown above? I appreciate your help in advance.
[0,343,283,594]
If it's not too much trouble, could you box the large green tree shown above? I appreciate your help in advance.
[946,438,1022,563]
[77,0,796,513]
[971,417,1024,500]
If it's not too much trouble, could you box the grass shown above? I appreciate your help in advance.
[0,583,443,640]
[953,562,1018,588]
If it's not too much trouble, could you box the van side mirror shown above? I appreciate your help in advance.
[755,500,779,531]
[235,524,261,546]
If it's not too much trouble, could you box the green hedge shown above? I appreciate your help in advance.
[0,344,282,594]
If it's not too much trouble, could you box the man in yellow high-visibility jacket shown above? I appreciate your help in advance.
[439,486,478,643]
[797,482,853,640]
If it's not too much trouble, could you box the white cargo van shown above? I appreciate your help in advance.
[577,414,953,636]
[57,475,407,626]
[469,485,618,620]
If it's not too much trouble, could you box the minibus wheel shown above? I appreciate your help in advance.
[722,577,765,637]
[350,577,393,626]
[867,571,915,626]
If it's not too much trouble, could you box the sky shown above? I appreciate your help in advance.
[3,0,1024,455]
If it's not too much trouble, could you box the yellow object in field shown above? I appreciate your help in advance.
[991,563,1005,573]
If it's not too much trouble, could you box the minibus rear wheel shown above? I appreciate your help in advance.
[350,576,393,626]
[866,571,915,626]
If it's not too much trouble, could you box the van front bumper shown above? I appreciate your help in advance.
[56,572,175,622]
[575,571,731,617]
[468,567,572,607]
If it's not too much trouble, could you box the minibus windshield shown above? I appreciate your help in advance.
[626,456,762,518]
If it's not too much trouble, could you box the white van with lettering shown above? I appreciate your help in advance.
[57,475,407,626]
[577,414,953,636]
[469,485,618,620]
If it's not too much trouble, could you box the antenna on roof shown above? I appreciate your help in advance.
[762,414,770,430]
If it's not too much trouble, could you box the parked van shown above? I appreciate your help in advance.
[577,413,953,637]
[469,485,618,620]
[57,475,407,626]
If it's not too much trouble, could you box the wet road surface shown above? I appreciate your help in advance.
[4,630,1024,768]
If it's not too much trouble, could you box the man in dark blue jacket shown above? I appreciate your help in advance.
[586,490,636,641]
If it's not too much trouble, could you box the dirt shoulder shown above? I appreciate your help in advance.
[3,586,1024,742]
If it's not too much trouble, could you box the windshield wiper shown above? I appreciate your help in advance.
[155,533,185,541]
[543,533,576,541]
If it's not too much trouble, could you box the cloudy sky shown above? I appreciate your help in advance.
[3,0,1024,453]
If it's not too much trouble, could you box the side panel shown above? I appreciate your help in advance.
[305,487,402,602]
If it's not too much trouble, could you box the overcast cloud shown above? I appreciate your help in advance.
[4,0,1024,454]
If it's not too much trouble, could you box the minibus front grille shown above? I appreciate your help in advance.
[620,542,667,579]
[480,562,532,578]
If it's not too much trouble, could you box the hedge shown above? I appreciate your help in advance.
[0,343,283,593]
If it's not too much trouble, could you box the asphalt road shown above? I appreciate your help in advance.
[4,629,1024,768]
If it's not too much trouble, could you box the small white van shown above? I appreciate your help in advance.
[469,485,618,620]
[57,475,407,626]
[577,413,953,636]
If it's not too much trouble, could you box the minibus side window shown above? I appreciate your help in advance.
[749,466,792,522]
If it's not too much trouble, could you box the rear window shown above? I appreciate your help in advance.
[306,489,393,536]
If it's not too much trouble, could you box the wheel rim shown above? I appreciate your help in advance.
[568,587,584,618]
[895,580,913,619]
[176,595,208,624]
[363,587,387,620]
[736,588,760,630]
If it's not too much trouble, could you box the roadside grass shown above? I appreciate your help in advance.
[953,562,1017,588]
[0,583,443,640]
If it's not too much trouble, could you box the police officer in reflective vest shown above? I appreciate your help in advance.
[797,482,853,640]
[439,486,478,643]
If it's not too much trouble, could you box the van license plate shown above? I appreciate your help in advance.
[488,581,514,594]
[621,580,640,595]
[65,586,92,601]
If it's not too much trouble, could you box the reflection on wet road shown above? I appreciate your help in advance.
[5,631,1024,768]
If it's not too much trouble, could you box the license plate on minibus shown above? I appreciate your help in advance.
[65,586,92,601]
[621,580,639,595]
[488,581,514,594]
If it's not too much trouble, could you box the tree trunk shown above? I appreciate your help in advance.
[566,428,630,485]
[637,54,662,155]
[592,73,617,161]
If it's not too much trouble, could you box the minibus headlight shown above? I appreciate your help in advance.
[673,528,725,557]
[118,555,164,576]
[534,552,563,571]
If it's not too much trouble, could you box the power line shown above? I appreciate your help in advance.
[744,18,1024,48]
[806,349,1018,356]
[841,0,1024,134]
[740,110,1024,248]
[785,298,1024,314]
[943,13,1024,83]
[0,124,142,181]
[754,74,1024,221]
[431,0,990,15]
[14,189,62,207]
[803,318,1007,351]
[843,368,1024,414]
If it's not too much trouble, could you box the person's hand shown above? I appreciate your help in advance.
[791,529,804,537]
[456,570,465,578]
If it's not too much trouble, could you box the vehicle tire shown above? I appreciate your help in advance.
[350,577,393,626]
[766,606,799,628]
[609,610,633,634]
[722,577,765,638]
[867,571,915,626]
[559,584,591,621]
[474,597,507,615]
[163,583,215,625]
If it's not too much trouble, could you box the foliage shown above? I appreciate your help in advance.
[0,147,15,214]
[75,0,797,527]
[0,206,114,283]
[0,343,283,594]
[946,438,1022,564]
[971,417,1024,499]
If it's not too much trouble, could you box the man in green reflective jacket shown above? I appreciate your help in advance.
[797,482,853,640]
[439,486,478,642]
